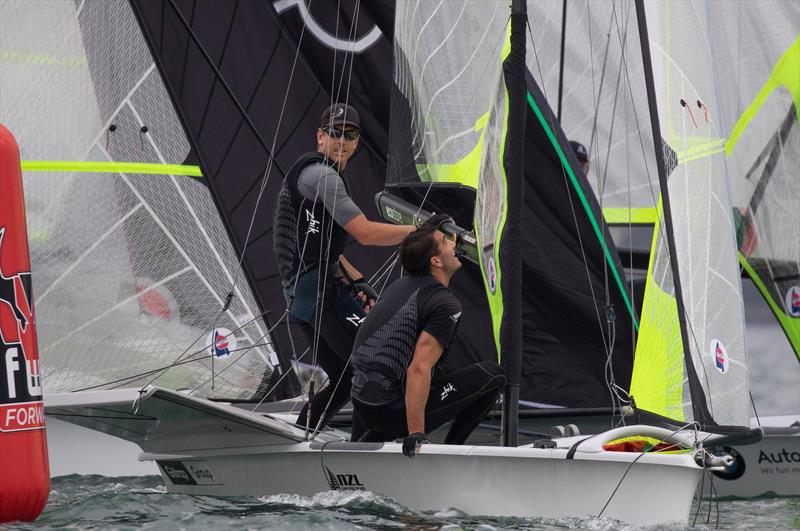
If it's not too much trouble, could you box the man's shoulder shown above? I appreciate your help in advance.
[397,276,459,308]
[298,161,338,181]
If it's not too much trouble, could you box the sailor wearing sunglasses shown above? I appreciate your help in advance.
[273,103,416,435]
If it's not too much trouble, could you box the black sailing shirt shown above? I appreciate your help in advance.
[351,275,462,407]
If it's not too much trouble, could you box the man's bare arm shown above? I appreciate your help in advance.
[337,255,362,281]
[344,214,415,246]
[405,331,445,434]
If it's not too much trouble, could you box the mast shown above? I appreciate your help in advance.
[500,0,527,447]
[634,0,713,425]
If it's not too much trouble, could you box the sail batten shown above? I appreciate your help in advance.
[0,0,283,399]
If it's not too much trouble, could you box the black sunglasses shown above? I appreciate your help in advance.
[323,126,360,141]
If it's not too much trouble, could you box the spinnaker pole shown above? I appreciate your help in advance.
[634,0,714,426]
[500,0,528,447]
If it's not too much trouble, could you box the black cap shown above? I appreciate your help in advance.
[320,103,360,130]
[569,140,588,162]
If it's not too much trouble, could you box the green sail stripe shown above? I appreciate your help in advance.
[726,35,800,156]
[0,49,88,67]
[21,160,203,177]
[526,91,639,330]
[739,255,800,360]
[630,203,685,421]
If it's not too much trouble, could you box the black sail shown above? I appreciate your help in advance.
[517,73,634,407]
[128,0,396,398]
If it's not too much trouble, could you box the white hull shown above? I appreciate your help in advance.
[45,387,709,525]
[148,440,701,526]
[708,415,800,498]
[45,393,795,502]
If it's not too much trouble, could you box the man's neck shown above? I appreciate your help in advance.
[430,269,450,287]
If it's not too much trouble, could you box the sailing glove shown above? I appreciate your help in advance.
[420,213,453,230]
[351,278,379,305]
[402,432,429,458]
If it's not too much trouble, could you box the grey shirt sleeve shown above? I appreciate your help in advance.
[297,163,363,227]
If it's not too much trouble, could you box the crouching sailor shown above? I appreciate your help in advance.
[350,216,505,456]
[273,103,415,434]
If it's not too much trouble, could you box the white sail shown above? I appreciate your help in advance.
[0,0,279,399]
[392,1,510,345]
[641,0,750,427]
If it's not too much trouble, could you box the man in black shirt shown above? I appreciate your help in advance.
[273,103,415,433]
[350,218,505,456]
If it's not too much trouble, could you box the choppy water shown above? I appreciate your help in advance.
[11,285,800,530]
[10,475,799,530]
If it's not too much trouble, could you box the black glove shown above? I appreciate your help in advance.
[420,213,453,230]
[402,432,429,458]
[351,278,379,304]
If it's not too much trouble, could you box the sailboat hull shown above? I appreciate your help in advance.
[45,387,704,525]
[708,415,800,498]
[147,441,700,525]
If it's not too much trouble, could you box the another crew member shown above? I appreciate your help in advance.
[350,217,505,457]
[273,103,415,433]
[569,140,590,175]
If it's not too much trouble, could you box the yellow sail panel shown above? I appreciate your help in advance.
[630,201,686,422]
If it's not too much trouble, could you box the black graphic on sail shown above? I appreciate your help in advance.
[128,0,397,398]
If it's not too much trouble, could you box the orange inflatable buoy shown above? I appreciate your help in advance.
[0,124,49,523]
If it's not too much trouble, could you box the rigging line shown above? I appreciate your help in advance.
[597,3,631,309]
[608,0,679,326]
[327,0,342,108]
[528,21,612,357]
[93,142,268,366]
[127,100,269,347]
[635,1,717,428]
[282,166,340,385]
[587,4,615,172]
[310,183,338,374]
[556,0,567,123]
[250,347,313,414]
[187,313,291,395]
[137,304,281,394]
[76,329,277,393]
[370,254,400,293]
[164,0,307,311]
[308,227,403,440]
[367,250,399,285]
[597,421,699,519]
[331,0,360,125]
[36,203,144,304]
[625,71,637,364]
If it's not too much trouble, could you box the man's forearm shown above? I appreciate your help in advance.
[368,222,415,246]
[405,368,431,434]
[345,215,415,246]
[337,255,362,281]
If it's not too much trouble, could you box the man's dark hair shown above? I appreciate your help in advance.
[400,225,439,276]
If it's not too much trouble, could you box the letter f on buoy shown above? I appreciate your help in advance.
[0,123,50,523]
